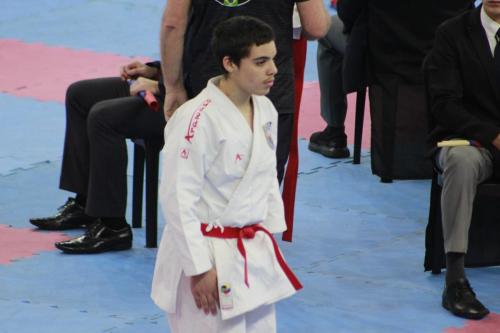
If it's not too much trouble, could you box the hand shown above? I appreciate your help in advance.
[190,268,219,315]
[492,134,500,150]
[129,77,159,96]
[163,86,188,121]
[120,61,158,80]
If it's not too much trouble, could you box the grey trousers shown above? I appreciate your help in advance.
[317,15,347,131]
[437,146,493,253]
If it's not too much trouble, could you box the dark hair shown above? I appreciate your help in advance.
[211,16,275,73]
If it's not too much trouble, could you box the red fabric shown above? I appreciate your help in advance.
[201,223,302,290]
[282,37,307,242]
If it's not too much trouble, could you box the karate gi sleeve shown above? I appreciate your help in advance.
[159,102,219,276]
[262,100,287,233]
[263,173,287,233]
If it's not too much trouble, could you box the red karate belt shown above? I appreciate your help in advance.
[200,223,302,290]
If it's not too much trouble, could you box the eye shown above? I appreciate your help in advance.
[255,60,266,66]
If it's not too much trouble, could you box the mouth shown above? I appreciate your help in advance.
[264,80,274,88]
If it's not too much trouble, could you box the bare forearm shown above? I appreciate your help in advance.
[160,0,190,90]
[161,26,185,89]
[297,0,331,39]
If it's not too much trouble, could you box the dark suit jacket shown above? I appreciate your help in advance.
[427,7,500,150]
[339,0,474,86]
[337,0,368,93]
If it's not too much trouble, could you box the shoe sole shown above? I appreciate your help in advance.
[30,216,95,231]
[308,142,350,159]
[56,241,132,254]
[30,222,87,231]
[442,299,490,320]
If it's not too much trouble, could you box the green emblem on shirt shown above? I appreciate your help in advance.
[213,0,251,7]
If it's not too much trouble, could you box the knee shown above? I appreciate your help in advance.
[442,147,482,180]
[87,101,111,133]
[65,80,86,104]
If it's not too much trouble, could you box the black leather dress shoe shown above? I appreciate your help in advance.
[308,127,350,158]
[30,198,96,230]
[442,278,489,320]
[55,220,132,254]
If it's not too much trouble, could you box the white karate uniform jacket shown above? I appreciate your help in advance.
[151,77,298,320]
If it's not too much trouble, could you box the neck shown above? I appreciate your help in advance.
[218,77,251,109]
[485,8,500,25]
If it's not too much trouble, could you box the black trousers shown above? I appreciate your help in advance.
[59,78,165,218]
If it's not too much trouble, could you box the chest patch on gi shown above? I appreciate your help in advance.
[263,121,275,150]
[185,99,211,143]
[235,153,243,163]
[212,0,251,7]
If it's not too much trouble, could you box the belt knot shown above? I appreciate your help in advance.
[240,226,256,239]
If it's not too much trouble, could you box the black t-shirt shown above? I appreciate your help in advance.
[184,0,302,114]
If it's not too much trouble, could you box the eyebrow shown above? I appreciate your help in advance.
[252,56,272,62]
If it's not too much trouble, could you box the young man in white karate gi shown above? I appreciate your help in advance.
[151,16,302,333]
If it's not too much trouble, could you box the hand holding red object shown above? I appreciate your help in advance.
[128,78,160,112]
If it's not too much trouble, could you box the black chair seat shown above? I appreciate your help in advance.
[424,174,500,274]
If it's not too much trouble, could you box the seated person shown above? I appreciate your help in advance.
[29,61,165,254]
[334,0,473,181]
[426,0,500,320]
[151,16,301,333]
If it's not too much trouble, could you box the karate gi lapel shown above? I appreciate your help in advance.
[217,96,270,225]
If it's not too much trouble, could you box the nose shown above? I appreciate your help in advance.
[268,60,278,76]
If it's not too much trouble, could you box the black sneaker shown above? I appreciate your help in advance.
[308,126,350,158]
[30,198,95,230]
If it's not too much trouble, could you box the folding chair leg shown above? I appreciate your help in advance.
[145,144,160,248]
[353,88,366,165]
[132,144,145,228]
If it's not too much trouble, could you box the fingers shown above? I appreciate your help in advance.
[214,288,220,309]
[193,295,202,310]
[129,81,139,96]
[207,294,218,315]
[193,294,216,315]
[200,295,210,314]
[121,61,144,80]
[189,269,219,316]
[120,65,129,80]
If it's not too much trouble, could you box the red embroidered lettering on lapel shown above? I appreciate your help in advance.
[185,99,211,143]
[235,153,243,162]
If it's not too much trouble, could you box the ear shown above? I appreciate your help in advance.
[222,56,237,73]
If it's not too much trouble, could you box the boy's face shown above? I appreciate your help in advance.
[229,41,278,96]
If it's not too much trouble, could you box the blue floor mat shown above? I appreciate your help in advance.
[2,152,499,332]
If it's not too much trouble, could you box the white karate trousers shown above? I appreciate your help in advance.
[167,274,276,333]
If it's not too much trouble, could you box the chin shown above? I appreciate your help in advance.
[258,88,271,96]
